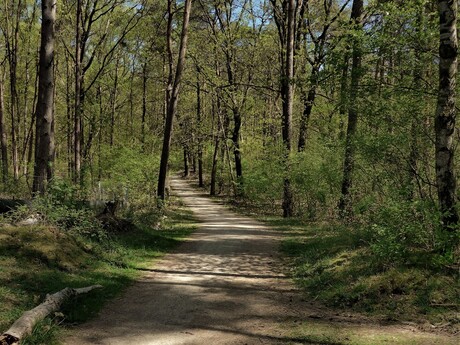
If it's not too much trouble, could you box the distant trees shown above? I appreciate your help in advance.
[0,0,457,238]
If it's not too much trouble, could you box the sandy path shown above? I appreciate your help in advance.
[64,177,456,345]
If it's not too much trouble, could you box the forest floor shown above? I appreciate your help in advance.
[63,177,457,345]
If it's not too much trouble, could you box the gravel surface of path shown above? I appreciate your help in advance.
[64,177,456,345]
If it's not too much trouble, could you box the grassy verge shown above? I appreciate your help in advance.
[260,217,459,331]
[0,201,196,344]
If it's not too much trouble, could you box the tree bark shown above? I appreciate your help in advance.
[196,67,204,187]
[0,285,102,345]
[232,107,242,183]
[141,62,147,150]
[281,0,296,217]
[33,0,56,195]
[73,0,83,184]
[338,0,363,218]
[157,0,192,200]
[0,71,8,182]
[3,0,22,181]
[298,68,318,151]
[338,55,349,140]
[109,58,120,148]
[435,0,458,227]
[183,147,189,177]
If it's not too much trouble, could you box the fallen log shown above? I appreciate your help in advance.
[0,285,102,345]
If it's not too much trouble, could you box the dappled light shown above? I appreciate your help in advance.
[63,178,456,345]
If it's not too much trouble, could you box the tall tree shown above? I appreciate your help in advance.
[435,0,458,227]
[33,0,56,195]
[0,69,8,182]
[157,0,193,200]
[1,0,24,181]
[272,0,301,217]
[338,0,364,217]
[73,0,83,183]
[297,0,349,151]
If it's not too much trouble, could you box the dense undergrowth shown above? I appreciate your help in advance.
[0,183,196,344]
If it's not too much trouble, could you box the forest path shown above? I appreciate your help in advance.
[64,177,455,345]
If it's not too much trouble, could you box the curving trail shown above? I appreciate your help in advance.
[64,177,456,345]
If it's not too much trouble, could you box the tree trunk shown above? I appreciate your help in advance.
[210,91,222,196]
[0,285,102,345]
[338,55,349,140]
[435,0,458,227]
[4,3,21,181]
[157,0,192,200]
[210,134,220,195]
[65,52,73,177]
[183,147,189,177]
[73,0,83,184]
[338,0,364,218]
[281,0,295,218]
[298,68,318,151]
[196,68,204,187]
[32,0,56,195]
[109,58,119,147]
[165,0,174,107]
[0,71,8,182]
[232,107,242,185]
[141,62,147,150]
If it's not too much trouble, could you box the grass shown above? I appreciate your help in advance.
[0,200,197,344]
[264,217,459,330]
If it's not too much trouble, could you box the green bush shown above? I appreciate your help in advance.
[367,200,459,269]
[2,178,107,242]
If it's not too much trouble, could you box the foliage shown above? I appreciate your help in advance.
[367,200,460,269]
[274,217,460,329]
[0,204,196,344]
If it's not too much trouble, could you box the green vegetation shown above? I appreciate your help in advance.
[267,217,459,331]
[287,321,458,345]
[0,0,459,343]
[0,197,196,344]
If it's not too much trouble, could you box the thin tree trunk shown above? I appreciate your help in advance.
[141,62,147,150]
[232,107,242,183]
[21,57,39,181]
[165,0,174,107]
[4,0,22,181]
[298,68,318,151]
[33,0,56,195]
[196,67,204,187]
[157,0,192,200]
[0,71,8,182]
[97,84,103,180]
[109,58,119,147]
[338,55,349,140]
[74,0,83,183]
[65,52,73,177]
[183,147,189,177]
[435,0,458,227]
[281,0,295,217]
[210,130,220,196]
[338,0,364,218]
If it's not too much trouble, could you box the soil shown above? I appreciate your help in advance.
[64,177,457,345]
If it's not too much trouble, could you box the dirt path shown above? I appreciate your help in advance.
[64,177,456,345]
